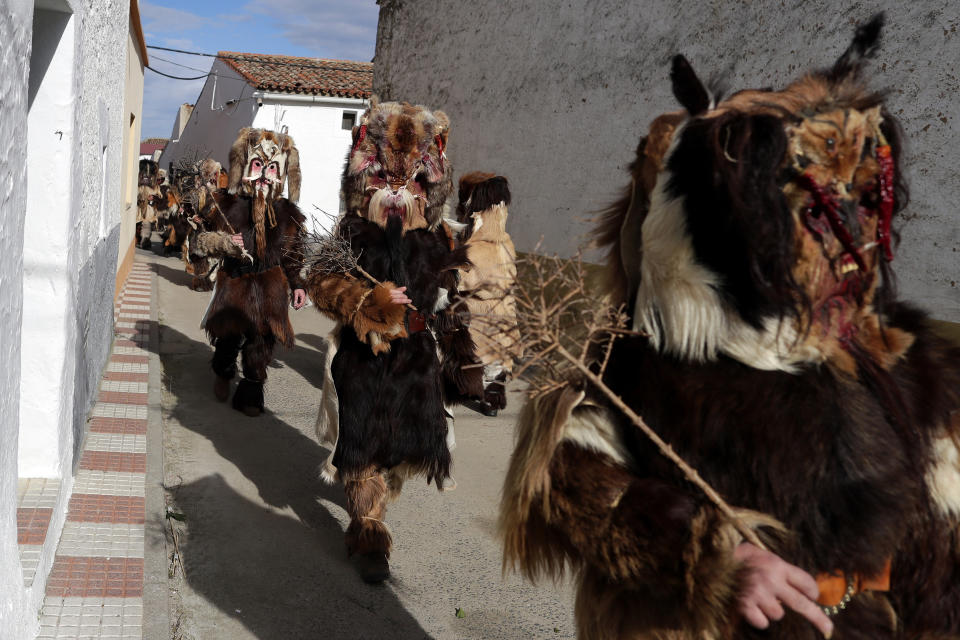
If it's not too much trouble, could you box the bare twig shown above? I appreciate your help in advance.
[298,209,418,311]
[472,248,767,549]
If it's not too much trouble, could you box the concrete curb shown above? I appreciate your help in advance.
[142,259,169,640]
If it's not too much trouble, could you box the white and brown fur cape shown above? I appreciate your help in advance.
[451,172,520,410]
[500,14,960,639]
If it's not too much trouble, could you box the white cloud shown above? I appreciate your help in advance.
[139,1,210,33]
[242,0,379,61]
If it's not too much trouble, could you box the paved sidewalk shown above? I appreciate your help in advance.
[35,261,155,639]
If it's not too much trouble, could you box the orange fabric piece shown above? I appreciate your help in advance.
[815,558,892,606]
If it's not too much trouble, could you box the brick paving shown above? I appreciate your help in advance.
[37,260,154,639]
[17,478,62,587]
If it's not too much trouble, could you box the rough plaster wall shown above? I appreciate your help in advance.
[375,0,960,321]
[0,3,33,638]
[70,0,128,463]
[9,0,130,629]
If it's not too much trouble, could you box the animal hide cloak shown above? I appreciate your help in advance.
[501,14,960,640]
[197,192,305,347]
[307,213,481,484]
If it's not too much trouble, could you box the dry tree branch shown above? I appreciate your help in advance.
[471,248,767,549]
[295,208,419,311]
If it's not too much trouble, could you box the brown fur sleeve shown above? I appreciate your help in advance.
[501,387,757,635]
[306,271,408,353]
[191,231,246,259]
[279,204,306,291]
[544,443,745,629]
[434,274,484,400]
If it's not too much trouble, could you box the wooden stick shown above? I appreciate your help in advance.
[554,343,768,550]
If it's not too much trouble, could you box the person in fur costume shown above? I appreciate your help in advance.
[500,15,960,640]
[193,128,306,416]
[184,159,228,291]
[451,172,520,417]
[306,101,483,583]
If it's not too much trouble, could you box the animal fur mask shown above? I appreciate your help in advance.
[227,128,301,203]
[598,13,910,374]
[343,100,453,232]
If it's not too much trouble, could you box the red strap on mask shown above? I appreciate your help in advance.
[875,145,895,262]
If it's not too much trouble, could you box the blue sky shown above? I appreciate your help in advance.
[140,0,378,138]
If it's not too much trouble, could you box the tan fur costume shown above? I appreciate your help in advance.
[452,172,520,413]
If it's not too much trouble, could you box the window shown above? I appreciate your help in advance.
[342,111,356,131]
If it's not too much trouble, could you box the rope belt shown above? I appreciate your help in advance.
[815,558,891,616]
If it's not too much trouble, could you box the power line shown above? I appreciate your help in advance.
[150,53,212,74]
[146,44,373,75]
[146,65,210,80]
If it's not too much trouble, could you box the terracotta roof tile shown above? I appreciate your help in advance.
[218,51,372,99]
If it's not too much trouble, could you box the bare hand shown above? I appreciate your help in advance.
[231,234,244,248]
[292,289,306,310]
[192,215,203,224]
[734,543,833,638]
[389,286,411,306]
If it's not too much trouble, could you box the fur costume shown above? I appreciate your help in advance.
[306,100,483,581]
[452,172,520,414]
[500,15,960,639]
[194,128,305,415]
[182,159,228,291]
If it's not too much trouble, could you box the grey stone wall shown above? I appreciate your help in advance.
[374,0,959,321]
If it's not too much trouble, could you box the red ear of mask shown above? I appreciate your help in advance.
[352,124,368,154]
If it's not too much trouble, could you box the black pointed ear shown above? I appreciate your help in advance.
[831,12,884,80]
[671,55,711,116]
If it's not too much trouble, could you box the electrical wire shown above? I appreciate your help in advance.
[146,44,373,75]
[146,65,210,80]
[149,53,212,74]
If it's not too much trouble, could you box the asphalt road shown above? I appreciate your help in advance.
[146,246,575,640]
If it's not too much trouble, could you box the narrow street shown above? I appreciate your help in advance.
[146,247,576,639]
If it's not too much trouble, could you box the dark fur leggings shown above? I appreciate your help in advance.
[211,333,276,382]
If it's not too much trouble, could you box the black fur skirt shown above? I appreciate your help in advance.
[331,325,451,485]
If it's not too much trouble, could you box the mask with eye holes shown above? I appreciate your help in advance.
[597,13,911,374]
[227,127,301,203]
[342,100,453,232]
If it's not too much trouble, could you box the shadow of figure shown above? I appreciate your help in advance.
[151,259,195,289]
[158,323,433,639]
[271,330,328,390]
[169,475,433,640]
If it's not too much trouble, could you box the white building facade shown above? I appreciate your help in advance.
[0,1,146,636]
[160,53,373,232]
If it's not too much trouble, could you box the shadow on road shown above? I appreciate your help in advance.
[158,322,433,639]
[151,259,196,289]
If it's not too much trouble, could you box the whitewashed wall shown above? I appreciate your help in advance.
[2,1,134,634]
[0,3,34,637]
[375,0,960,322]
[252,97,364,231]
[159,59,366,233]
[160,58,255,176]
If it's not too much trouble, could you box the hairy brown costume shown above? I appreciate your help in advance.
[451,172,519,415]
[500,16,960,639]
[306,101,483,582]
[194,128,305,415]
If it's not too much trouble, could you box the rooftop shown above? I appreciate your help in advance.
[218,51,373,99]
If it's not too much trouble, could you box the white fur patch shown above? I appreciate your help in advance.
[926,435,960,518]
[562,404,631,467]
[432,287,451,312]
[315,328,341,484]
[633,141,823,373]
